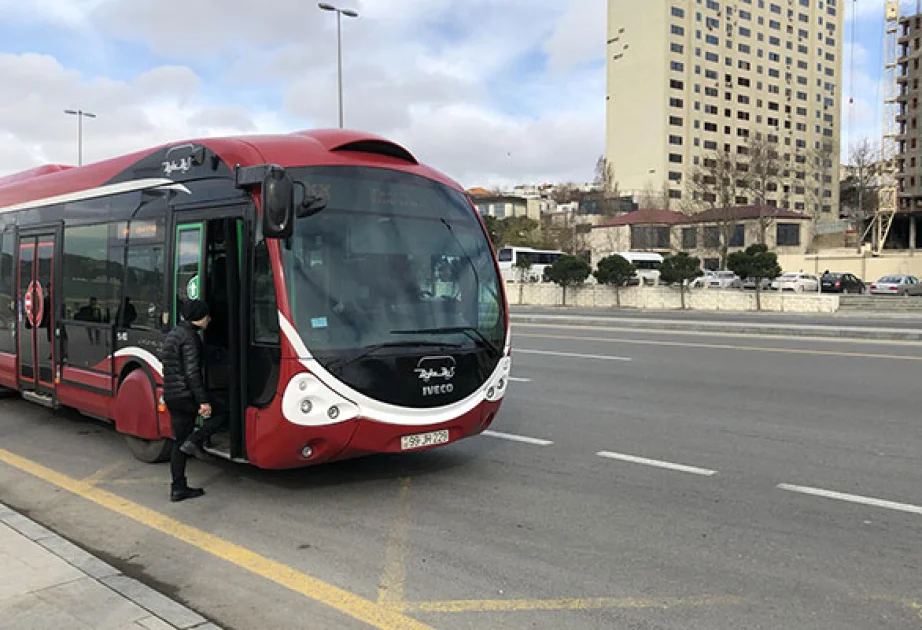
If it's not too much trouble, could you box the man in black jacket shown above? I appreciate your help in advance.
[162,299,213,502]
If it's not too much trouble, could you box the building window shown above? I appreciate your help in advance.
[631,226,671,249]
[682,227,698,249]
[669,153,683,163]
[668,171,683,182]
[669,135,683,145]
[671,24,685,36]
[671,6,685,18]
[669,189,682,199]
[671,61,685,72]
[669,97,684,108]
[776,223,801,246]
[671,42,685,53]
[669,115,683,126]
[729,224,745,247]
[670,79,684,89]
[704,226,721,248]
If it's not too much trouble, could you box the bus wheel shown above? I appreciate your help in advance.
[124,435,172,463]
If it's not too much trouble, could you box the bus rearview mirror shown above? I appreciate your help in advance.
[262,169,294,239]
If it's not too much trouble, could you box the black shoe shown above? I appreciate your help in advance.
[179,439,210,461]
[170,486,205,502]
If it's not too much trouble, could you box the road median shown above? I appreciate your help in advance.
[509,312,922,342]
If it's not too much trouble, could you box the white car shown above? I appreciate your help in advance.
[707,270,742,289]
[770,272,820,292]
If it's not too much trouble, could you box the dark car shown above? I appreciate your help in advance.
[820,272,865,294]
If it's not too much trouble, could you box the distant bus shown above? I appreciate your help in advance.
[496,246,564,282]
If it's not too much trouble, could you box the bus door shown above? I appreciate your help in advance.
[17,230,57,401]
[172,214,247,460]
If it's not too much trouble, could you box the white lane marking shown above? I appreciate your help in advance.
[514,349,632,362]
[596,451,718,477]
[777,483,922,516]
[508,377,531,382]
[482,430,554,446]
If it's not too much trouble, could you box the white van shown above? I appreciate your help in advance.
[616,251,664,286]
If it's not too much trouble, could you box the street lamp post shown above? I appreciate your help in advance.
[64,109,96,166]
[318,3,358,129]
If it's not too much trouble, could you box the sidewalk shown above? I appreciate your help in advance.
[0,502,220,630]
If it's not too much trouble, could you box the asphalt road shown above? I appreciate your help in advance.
[2,324,922,629]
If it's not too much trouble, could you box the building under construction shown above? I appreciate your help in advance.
[875,3,922,249]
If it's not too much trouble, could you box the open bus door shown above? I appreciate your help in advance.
[172,214,248,461]
[16,228,58,407]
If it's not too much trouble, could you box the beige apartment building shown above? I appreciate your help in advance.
[606,0,844,216]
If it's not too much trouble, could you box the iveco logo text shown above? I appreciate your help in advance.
[415,355,456,396]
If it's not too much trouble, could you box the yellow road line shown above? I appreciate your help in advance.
[81,461,123,486]
[869,596,922,621]
[378,477,412,605]
[105,477,164,486]
[515,332,922,362]
[0,448,432,630]
[392,594,744,613]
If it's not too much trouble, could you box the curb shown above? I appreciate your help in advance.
[509,313,922,342]
[0,501,221,630]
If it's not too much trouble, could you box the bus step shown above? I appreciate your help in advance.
[22,390,58,409]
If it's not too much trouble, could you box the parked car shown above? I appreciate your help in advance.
[707,270,743,289]
[742,277,773,291]
[820,272,866,294]
[770,272,820,292]
[869,274,922,296]
[689,270,716,289]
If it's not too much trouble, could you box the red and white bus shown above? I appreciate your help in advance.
[0,130,510,469]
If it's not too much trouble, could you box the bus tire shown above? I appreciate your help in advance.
[124,435,172,464]
[116,367,169,464]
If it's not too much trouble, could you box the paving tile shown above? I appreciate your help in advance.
[34,576,150,630]
[38,534,121,579]
[1,591,94,630]
[101,575,206,630]
[0,525,84,599]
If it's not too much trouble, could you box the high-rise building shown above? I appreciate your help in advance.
[606,0,844,215]
[897,11,922,210]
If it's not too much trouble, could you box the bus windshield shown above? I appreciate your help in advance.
[282,166,505,370]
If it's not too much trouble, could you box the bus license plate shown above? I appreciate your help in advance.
[400,430,450,451]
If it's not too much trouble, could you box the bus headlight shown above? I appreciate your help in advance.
[282,374,358,427]
[484,356,511,402]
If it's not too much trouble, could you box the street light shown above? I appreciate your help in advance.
[63,109,96,166]
[318,3,358,129]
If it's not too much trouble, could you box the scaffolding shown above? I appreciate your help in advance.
[864,0,902,254]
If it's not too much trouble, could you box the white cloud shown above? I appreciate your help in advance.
[0,53,281,175]
[0,0,608,188]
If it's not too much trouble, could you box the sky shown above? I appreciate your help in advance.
[0,0,913,189]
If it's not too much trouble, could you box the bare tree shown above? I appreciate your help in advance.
[841,139,880,248]
[743,134,784,244]
[685,147,748,269]
[801,142,836,249]
[638,181,671,210]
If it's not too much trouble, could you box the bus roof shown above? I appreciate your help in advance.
[0,129,464,211]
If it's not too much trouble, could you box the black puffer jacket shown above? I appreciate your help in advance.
[161,321,208,405]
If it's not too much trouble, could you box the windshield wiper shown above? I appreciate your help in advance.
[391,326,501,357]
[325,340,462,373]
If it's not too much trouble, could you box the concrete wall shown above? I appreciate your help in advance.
[777,250,922,281]
[507,283,839,313]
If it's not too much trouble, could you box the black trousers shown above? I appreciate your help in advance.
[166,399,198,490]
